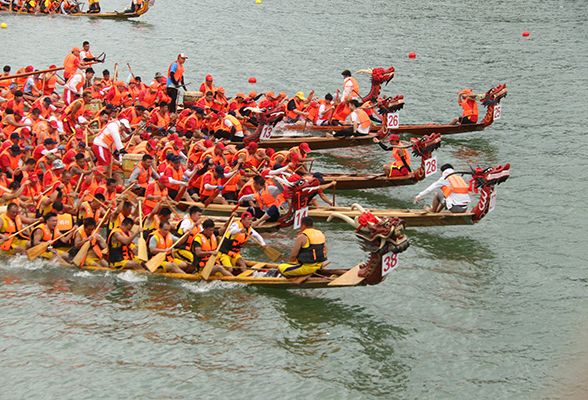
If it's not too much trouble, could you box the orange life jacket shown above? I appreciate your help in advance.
[153,230,174,262]
[199,170,220,197]
[442,174,470,197]
[193,232,217,268]
[218,220,250,257]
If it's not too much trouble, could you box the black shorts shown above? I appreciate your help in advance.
[459,116,476,124]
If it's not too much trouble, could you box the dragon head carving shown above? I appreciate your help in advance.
[409,133,442,181]
[377,94,405,115]
[276,175,322,227]
[470,163,510,221]
[327,204,410,285]
[243,105,286,144]
[355,66,395,103]
[479,83,507,126]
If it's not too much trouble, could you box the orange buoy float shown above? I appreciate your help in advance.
[408,52,416,59]
[248,77,257,83]
[522,31,530,37]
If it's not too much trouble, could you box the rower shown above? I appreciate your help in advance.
[449,88,479,125]
[1,180,30,206]
[199,74,216,96]
[107,217,146,271]
[278,216,328,277]
[109,200,134,234]
[128,154,160,196]
[316,93,335,126]
[217,212,266,274]
[199,165,231,205]
[87,0,101,14]
[286,92,310,123]
[0,203,38,256]
[189,219,233,276]
[148,220,188,274]
[77,192,105,224]
[0,144,24,178]
[29,212,71,264]
[237,175,285,228]
[142,206,172,240]
[372,134,412,177]
[332,99,371,138]
[69,218,108,268]
[63,68,95,106]
[414,163,471,213]
[143,177,175,216]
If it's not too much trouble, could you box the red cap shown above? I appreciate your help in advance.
[174,138,184,149]
[49,120,59,129]
[159,176,168,184]
[241,211,253,219]
[49,65,57,69]
[75,127,84,139]
[178,53,188,59]
[215,142,226,150]
[15,109,24,117]
[309,101,319,108]
[290,152,299,163]
[141,132,150,140]
[249,91,257,98]
[205,74,213,81]
[261,169,270,179]
[265,148,275,157]
[147,139,157,148]
[288,173,302,182]
[266,91,275,98]
[204,139,213,148]
[246,141,258,150]
[25,66,34,72]
[299,142,311,153]
[96,167,106,175]
[168,133,178,141]
[236,92,245,98]
[386,134,400,142]
[217,87,226,94]
[20,127,30,135]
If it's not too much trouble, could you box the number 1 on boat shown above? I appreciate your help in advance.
[386,111,399,129]
[293,207,309,229]
[382,252,398,276]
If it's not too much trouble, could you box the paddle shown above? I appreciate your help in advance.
[249,235,282,262]
[201,216,234,280]
[137,201,148,262]
[145,230,191,273]
[165,200,182,219]
[27,226,78,261]
[72,210,110,266]
[0,221,41,245]
[204,188,221,208]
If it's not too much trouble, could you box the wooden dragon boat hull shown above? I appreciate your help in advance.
[233,134,377,151]
[320,172,417,190]
[180,202,478,227]
[55,260,367,289]
[0,10,143,18]
[270,122,487,136]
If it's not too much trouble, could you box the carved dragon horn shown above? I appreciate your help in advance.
[351,203,381,222]
[355,69,373,75]
[244,107,263,114]
[327,213,360,229]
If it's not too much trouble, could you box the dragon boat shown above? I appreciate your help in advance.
[46,206,410,288]
[0,0,150,18]
[179,163,511,228]
[236,70,506,150]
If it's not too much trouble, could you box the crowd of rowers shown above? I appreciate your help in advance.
[0,46,359,277]
[1,0,145,14]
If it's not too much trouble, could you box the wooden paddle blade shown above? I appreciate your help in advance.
[263,246,282,262]
[138,237,148,262]
[27,243,48,261]
[251,262,267,270]
[72,241,91,266]
[146,252,166,273]
[328,265,364,286]
[201,255,217,280]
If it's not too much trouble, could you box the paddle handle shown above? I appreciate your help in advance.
[165,200,182,219]
[0,220,41,243]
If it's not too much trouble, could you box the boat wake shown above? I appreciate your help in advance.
[180,280,240,293]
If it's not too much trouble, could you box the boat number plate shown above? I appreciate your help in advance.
[386,111,399,129]
[493,104,502,120]
[293,207,309,229]
[425,156,438,177]
[382,251,399,276]
[260,125,274,140]
[488,191,497,213]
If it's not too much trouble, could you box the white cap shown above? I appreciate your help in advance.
[119,119,131,130]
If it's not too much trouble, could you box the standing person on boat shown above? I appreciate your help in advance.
[332,100,371,137]
[414,163,471,213]
[63,47,88,81]
[166,54,187,113]
[341,70,359,101]
[278,216,328,277]
[87,0,100,13]
[449,88,479,125]
[63,68,95,106]
[372,134,412,177]
[92,118,131,177]
[199,75,215,96]
[217,212,266,274]
[126,0,144,13]
[188,219,233,276]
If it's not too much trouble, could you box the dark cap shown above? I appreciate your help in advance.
[214,165,225,178]
[171,155,182,163]
[9,144,20,154]
[10,132,21,139]
[44,138,58,145]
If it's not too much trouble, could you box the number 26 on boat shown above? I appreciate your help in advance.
[386,111,399,129]
[382,252,399,276]
[493,104,502,120]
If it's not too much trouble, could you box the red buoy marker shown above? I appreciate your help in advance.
[408,52,416,59]
[522,31,529,37]
[248,77,257,83]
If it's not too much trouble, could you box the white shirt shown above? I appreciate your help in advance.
[94,120,124,151]
[416,168,471,209]
[65,73,85,96]
[316,103,331,125]
[350,111,370,134]
[228,222,265,246]
[342,77,357,100]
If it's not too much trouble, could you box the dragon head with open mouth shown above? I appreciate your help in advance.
[355,66,396,103]
[469,163,510,221]
[243,105,286,144]
[327,204,410,285]
[275,175,323,228]
[479,83,507,126]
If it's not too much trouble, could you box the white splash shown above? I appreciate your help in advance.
[116,270,148,283]
[180,280,240,293]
